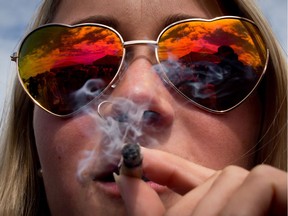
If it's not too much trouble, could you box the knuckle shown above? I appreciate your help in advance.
[220,165,248,178]
[250,164,274,178]
[249,164,285,186]
[211,165,248,186]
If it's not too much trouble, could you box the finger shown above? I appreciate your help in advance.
[141,147,216,195]
[220,165,287,216]
[166,171,221,216]
[191,166,249,216]
[114,173,165,216]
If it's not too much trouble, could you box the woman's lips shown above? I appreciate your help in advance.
[95,179,168,197]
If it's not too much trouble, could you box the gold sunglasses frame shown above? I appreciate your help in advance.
[11,16,269,117]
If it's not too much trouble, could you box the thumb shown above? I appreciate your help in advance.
[114,173,165,216]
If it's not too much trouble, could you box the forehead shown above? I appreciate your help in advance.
[53,0,223,36]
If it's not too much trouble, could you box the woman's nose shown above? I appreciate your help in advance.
[109,51,175,128]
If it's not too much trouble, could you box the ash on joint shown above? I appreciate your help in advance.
[121,143,142,168]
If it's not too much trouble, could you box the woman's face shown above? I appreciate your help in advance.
[33,0,262,214]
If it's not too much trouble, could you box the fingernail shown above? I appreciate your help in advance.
[113,172,120,183]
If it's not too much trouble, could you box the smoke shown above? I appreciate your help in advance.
[75,45,257,183]
[75,95,155,184]
[154,50,258,111]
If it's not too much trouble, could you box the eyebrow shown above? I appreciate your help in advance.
[163,14,199,27]
[71,13,199,31]
[72,15,119,29]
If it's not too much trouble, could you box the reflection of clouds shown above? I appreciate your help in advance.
[159,19,265,67]
[77,28,109,43]
[203,27,259,66]
[19,25,123,79]
[29,27,108,59]
[65,27,106,45]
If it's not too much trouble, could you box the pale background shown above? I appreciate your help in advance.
[0,0,287,115]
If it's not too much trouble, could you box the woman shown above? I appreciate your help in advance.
[0,0,287,215]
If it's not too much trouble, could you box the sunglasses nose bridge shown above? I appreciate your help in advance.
[123,40,158,47]
[124,40,157,54]
[111,45,167,101]
[122,39,160,70]
[123,40,158,59]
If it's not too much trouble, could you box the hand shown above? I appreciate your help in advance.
[114,147,287,216]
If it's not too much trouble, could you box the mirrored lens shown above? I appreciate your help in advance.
[158,18,267,112]
[18,25,123,116]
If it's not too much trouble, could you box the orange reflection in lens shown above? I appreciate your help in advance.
[18,25,123,115]
[19,25,123,81]
[158,18,267,73]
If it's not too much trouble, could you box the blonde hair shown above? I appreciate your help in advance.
[233,0,287,169]
[0,0,286,215]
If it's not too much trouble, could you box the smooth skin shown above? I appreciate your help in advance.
[33,0,287,215]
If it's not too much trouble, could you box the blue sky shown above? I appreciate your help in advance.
[0,0,287,114]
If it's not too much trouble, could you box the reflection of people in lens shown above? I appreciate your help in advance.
[216,45,244,77]
[213,45,256,110]
[27,76,39,98]
[217,45,238,60]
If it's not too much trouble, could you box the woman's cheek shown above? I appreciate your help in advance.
[33,107,102,179]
